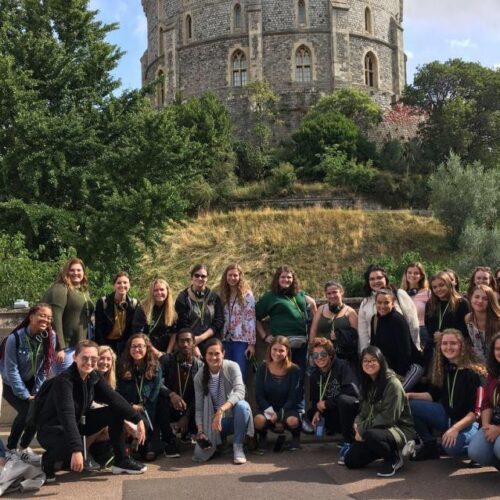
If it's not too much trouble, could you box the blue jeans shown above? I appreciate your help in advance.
[221,400,252,444]
[51,347,75,375]
[410,399,479,457]
[223,341,249,382]
[468,428,500,465]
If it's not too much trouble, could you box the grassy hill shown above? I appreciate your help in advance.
[139,207,450,298]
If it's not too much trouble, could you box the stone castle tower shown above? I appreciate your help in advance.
[141,0,406,134]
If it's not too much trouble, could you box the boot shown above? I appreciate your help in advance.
[411,439,439,461]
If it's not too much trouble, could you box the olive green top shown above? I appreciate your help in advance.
[43,283,94,349]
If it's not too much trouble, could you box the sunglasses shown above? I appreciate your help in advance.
[311,351,329,360]
[80,356,98,365]
[131,345,146,350]
[193,273,208,279]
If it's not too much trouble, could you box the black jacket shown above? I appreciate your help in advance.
[95,293,138,345]
[37,363,141,453]
[309,357,359,411]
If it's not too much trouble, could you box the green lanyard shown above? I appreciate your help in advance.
[135,373,145,403]
[447,369,459,408]
[438,302,450,330]
[319,370,332,401]
[26,335,42,376]
[493,387,498,408]
[177,363,191,399]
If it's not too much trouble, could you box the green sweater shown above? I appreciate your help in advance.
[43,283,94,349]
[355,371,415,447]
[255,291,308,338]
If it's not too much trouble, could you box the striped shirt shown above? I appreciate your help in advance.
[208,371,225,411]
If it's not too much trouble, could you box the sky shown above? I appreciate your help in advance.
[90,0,500,92]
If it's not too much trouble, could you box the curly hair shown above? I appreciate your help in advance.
[118,334,159,381]
[468,285,500,348]
[400,262,429,291]
[55,258,89,290]
[486,333,500,379]
[97,345,117,389]
[309,337,335,357]
[427,272,463,315]
[467,266,497,297]
[218,263,251,306]
[140,278,176,328]
[270,265,300,295]
[430,329,487,387]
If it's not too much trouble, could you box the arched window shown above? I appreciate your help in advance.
[365,7,372,33]
[157,70,165,106]
[234,4,242,29]
[295,45,311,82]
[186,14,192,40]
[232,50,247,87]
[298,0,306,25]
[158,27,164,56]
[364,52,377,87]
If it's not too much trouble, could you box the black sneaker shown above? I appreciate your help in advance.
[180,433,192,444]
[112,456,147,475]
[42,454,56,484]
[257,434,268,452]
[164,440,181,458]
[377,453,403,477]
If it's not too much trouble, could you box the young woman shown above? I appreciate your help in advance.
[467,266,498,298]
[132,278,177,355]
[117,334,168,461]
[43,257,94,374]
[36,340,147,482]
[95,272,138,355]
[254,336,302,452]
[444,268,461,292]
[0,304,56,461]
[219,264,256,381]
[97,345,117,389]
[370,289,424,390]
[309,281,358,362]
[468,333,500,468]
[343,346,415,477]
[401,262,431,351]
[407,329,486,460]
[307,338,359,455]
[465,285,500,364]
[424,272,470,367]
[193,338,253,464]
[256,265,317,379]
[358,265,420,354]
[175,265,224,356]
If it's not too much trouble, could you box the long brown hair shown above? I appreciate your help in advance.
[265,335,294,371]
[400,262,429,291]
[118,334,159,381]
[427,272,463,315]
[140,278,175,327]
[468,285,500,347]
[467,266,497,297]
[430,329,486,387]
[12,303,55,376]
[271,265,300,295]
[219,263,251,306]
[55,257,89,290]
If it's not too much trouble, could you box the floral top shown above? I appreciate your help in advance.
[222,291,256,344]
[466,321,494,364]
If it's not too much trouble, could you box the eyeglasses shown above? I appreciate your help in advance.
[311,351,329,360]
[362,358,379,365]
[80,356,98,365]
[131,345,146,350]
[193,273,208,279]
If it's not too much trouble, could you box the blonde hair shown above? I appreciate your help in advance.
[141,278,175,327]
[428,272,463,315]
[430,329,487,387]
[97,345,117,389]
[218,263,251,306]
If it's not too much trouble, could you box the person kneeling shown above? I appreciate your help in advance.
[36,340,147,483]
[344,347,416,477]
[307,338,359,464]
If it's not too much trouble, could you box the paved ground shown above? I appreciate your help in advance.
[2,434,498,500]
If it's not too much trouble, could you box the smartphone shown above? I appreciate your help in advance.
[196,437,213,450]
[315,417,325,438]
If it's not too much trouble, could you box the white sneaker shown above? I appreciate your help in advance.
[402,440,416,459]
[18,447,41,465]
[233,443,247,465]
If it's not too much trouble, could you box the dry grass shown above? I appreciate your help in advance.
[139,207,449,298]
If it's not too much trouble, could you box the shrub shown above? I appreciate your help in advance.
[267,162,297,196]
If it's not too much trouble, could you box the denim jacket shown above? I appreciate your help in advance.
[0,327,57,400]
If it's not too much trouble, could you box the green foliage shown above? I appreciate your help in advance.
[428,153,499,245]
[403,59,500,168]
[321,147,376,194]
[293,111,359,175]
[267,163,297,196]
[234,141,274,182]
[378,139,406,173]
[456,223,500,274]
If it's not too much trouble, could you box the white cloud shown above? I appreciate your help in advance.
[447,38,478,49]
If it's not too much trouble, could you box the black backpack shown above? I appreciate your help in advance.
[0,331,20,362]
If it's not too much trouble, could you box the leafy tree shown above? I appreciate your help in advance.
[267,163,297,196]
[378,139,405,174]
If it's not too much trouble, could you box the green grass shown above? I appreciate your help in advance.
[138,207,451,299]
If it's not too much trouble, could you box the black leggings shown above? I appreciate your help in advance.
[3,381,35,450]
[38,406,128,468]
[344,428,398,469]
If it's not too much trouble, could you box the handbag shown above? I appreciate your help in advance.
[288,335,307,349]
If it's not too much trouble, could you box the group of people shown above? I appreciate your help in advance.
[0,257,499,483]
